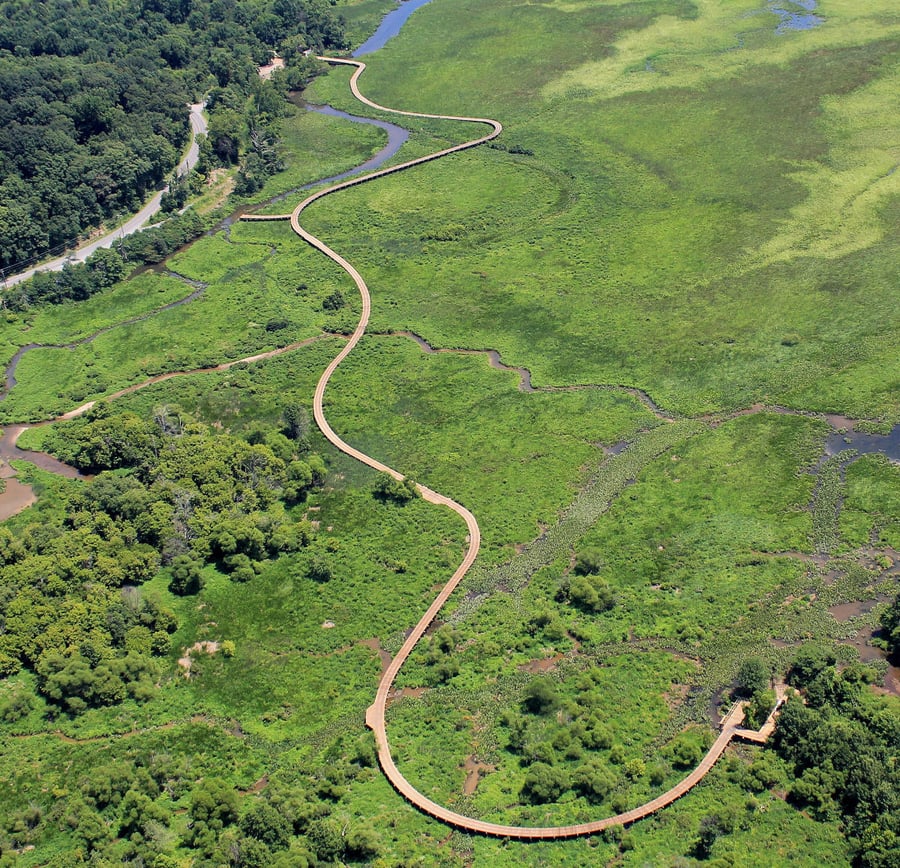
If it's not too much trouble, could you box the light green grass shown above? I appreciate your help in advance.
[301,0,900,421]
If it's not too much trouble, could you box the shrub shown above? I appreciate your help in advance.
[523,677,559,714]
[521,762,569,804]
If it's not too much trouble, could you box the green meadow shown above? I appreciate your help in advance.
[1,0,899,864]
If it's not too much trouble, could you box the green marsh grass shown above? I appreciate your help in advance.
[303,0,900,421]
[840,454,900,550]
[1,0,899,862]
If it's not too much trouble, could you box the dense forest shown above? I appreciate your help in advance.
[772,649,900,868]
[0,404,324,695]
[0,0,347,271]
[0,404,394,866]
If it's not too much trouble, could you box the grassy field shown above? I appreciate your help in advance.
[304,0,900,421]
[1,0,899,864]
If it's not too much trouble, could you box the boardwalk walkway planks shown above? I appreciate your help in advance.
[241,57,782,839]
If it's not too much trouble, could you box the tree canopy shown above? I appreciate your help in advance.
[0,0,346,270]
[0,405,324,711]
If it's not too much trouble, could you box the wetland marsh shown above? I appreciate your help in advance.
[0,0,898,864]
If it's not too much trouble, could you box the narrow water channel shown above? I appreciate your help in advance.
[825,423,900,464]
[353,0,435,57]
[769,0,823,34]
[279,97,410,198]
[0,0,436,522]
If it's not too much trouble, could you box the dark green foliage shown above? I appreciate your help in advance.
[572,760,616,804]
[284,459,315,504]
[787,644,837,688]
[735,656,769,698]
[322,289,346,311]
[3,248,127,311]
[665,729,708,770]
[0,687,34,723]
[160,175,190,214]
[692,812,735,860]
[114,209,206,266]
[36,649,159,714]
[573,547,604,576]
[118,788,170,839]
[306,554,333,583]
[216,836,273,867]
[6,210,210,311]
[423,625,461,685]
[3,803,43,852]
[169,554,204,595]
[558,572,616,613]
[185,778,239,852]
[235,119,285,195]
[345,823,381,860]
[881,593,900,662]
[772,697,820,763]
[0,408,324,713]
[773,673,900,865]
[63,799,111,853]
[350,733,376,769]
[0,0,347,269]
[522,676,558,714]
[281,402,310,442]
[49,406,158,472]
[0,54,187,270]
[744,688,776,730]
[521,762,569,804]
[372,473,419,504]
[306,817,344,863]
[240,801,291,849]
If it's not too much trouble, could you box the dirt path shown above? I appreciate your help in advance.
[0,334,334,519]
[269,56,781,839]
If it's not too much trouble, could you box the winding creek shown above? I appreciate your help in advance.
[243,54,900,838]
[0,67,417,506]
[770,0,824,34]
[282,98,409,196]
[825,420,900,464]
[353,0,435,57]
[1,273,206,400]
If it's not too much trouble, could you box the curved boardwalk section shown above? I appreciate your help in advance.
[251,57,777,839]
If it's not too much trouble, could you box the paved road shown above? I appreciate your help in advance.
[3,103,207,288]
[261,57,786,838]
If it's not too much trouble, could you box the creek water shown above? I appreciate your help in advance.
[825,423,900,465]
[282,99,409,196]
[0,2,436,519]
[770,0,823,33]
[353,0,435,57]
[0,96,412,514]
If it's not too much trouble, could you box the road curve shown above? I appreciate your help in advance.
[3,103,207,289]
[260,57,772,839]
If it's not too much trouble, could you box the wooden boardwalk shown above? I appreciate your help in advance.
[243,57,783,839]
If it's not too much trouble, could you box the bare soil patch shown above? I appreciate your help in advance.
[0,475,36,520]
[462,755,495,795]
[178,640,220,677]
[519,651,564,674]
[359,637,392,676]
